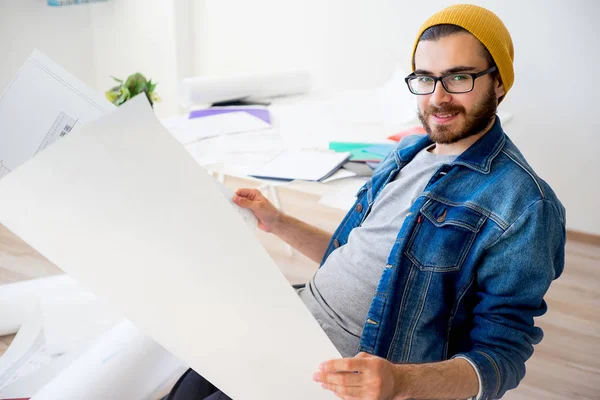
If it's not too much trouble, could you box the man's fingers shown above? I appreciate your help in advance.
[232,194,257,209]
[320,383,362,398]
[235,188,261,200]
[314,371,362,386]
[320,358,365,373]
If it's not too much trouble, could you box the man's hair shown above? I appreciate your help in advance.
[417,24,500,82]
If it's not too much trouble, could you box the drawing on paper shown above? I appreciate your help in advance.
[0,160,11,180]
[35,112,78,155]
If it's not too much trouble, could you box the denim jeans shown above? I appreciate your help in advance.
[164,368,232,400]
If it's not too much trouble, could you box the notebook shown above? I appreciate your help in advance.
[328,142,384,162]
[248,150,351,182]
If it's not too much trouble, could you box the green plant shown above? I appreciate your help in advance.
[105,73,160,107]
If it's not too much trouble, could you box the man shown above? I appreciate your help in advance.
[168,4,565,400]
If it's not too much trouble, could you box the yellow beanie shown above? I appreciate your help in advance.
[411,4,514,97]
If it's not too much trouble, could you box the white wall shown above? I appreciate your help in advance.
[488,0,600,235]
[196,0,600,235]
[195,1,329,87]
[88,0,190,118]
[0,0,96,93]
[195,0,420,91]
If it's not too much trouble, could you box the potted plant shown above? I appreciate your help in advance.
[105,73,160,107]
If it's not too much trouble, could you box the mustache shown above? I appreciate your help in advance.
[424,105,465,116]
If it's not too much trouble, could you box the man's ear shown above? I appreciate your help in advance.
[495,77,505,100]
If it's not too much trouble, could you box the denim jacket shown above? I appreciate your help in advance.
[320,118,566,399]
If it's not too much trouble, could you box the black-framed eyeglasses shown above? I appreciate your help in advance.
[405,66,497,95]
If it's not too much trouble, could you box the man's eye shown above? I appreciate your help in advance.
[452,74,469,81]
[418,76,434,83]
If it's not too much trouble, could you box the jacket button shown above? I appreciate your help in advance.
[333,239,340,248]
[355,203,363,213]
[437,210,447,223]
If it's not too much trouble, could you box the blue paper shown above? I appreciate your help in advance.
[362,144,396,157]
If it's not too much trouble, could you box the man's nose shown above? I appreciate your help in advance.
[429,80,453,107]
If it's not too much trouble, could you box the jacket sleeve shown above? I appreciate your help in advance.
[452,199,565,399]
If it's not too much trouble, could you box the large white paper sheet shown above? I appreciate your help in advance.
[0,96,339,399]
[0,49,114,180]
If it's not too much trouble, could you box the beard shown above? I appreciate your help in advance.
[417,87,498,145]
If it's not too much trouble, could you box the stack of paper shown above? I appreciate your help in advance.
[161,110,271,145]
[248,150,351,182]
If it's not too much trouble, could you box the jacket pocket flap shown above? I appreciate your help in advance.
[421,199,485,233]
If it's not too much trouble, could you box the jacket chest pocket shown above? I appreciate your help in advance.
[405,199,486,272]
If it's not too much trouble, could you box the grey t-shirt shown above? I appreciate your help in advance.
[298,146,456,357]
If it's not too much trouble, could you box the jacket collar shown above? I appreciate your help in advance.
[396,116,506,174]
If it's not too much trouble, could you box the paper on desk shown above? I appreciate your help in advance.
[321,168,357,183]
[0,305,51,393]
[0,275,79,336]
[189,106,271,124]
[0,96,339,400]
[0,287,122,397]
[183,129,285,179]
[162,111,271,145]
[0,49,114,181]
[0,291,167,399]
[31,320,186,400]
[249,150,351,182]
[0,304,78,398]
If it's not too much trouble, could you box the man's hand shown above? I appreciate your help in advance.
[314,352,407,400]
[233,188,283,233]
[233,188,333,263]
